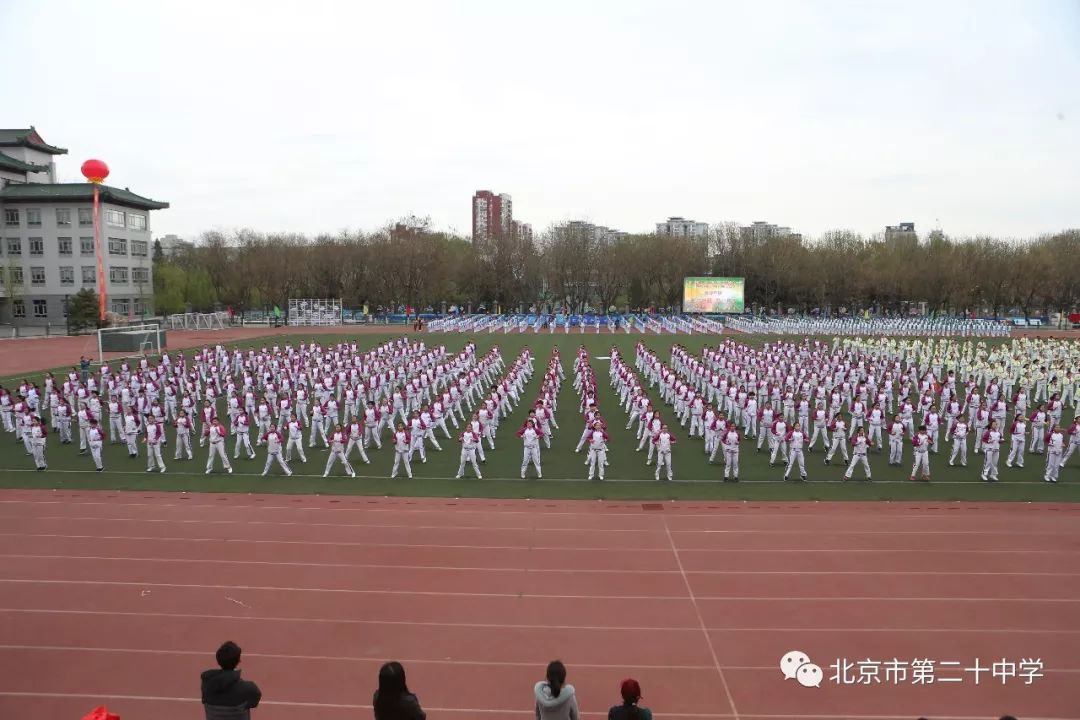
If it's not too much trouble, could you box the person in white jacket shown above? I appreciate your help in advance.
[535,660,579,720]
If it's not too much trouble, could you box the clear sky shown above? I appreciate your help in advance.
[2,0,1078,241]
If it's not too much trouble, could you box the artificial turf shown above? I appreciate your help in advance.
[1,331,1076,501]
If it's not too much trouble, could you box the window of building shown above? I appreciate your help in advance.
[80,237,95,255]
[112,299,130,316]
[30,266,46,285]
[131,239,148,257]
[27,208,41,227]
[55,208,72,227]
[6,237,20,255]
[134,298,147,316]
[10,267,23,285]
[128,214,147,231]
[78,208,93,226]
[29,237,44,256]
[108,237,127,255]
[3,209,19,227]
[81,266,96,284]
[132,267,150,284]
[109,266,128,284]
[106,209,125,227]
[32,299,47,318]
[11,300,25,318]
[58,237,73,255]
[59,266,75,285]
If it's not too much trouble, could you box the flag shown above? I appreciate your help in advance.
[82,707,120,720]
[273,306,282,318]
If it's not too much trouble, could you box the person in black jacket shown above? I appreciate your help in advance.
[373,661,426,720]
[608,679,652,720]
[200,641,262,718]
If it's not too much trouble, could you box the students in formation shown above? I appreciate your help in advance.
[9,335,1079,485]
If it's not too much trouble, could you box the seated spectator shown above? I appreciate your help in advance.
[374,661,426,720]
[535,660,579,720]
[609,679,651,720]
[200,641,262,719]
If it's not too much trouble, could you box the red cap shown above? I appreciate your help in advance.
[620,678,642,703]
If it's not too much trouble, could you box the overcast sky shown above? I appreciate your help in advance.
[2,0,1078,241]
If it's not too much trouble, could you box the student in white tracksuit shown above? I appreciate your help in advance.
[844,430,872,481]
[362,403,382,449]
[586,424,610,481]
[887,416,905,465]
[1060,421,1080,468]
[232,413,256,460]
[324,426,356,478]
[721,426,740,481]
[123,412,140,458]
[518,421,542,479]
[261,428,293,476]
[980,421,1002,482]
[769,419,789,466]
[173,411,194,460]
[391,424,414,479]
[204,421,233,474]
[652,426,676,481]
[144,420,167,473]
[87,420,105,471]
[30,418,47,470]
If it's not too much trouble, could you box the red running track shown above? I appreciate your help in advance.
[0,490,1078,720]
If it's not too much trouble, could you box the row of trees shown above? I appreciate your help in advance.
[153,221,1079,319]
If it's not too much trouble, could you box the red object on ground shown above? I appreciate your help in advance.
[82,706,119,720]
[1069,312,1080,324]
[80,159,110,184]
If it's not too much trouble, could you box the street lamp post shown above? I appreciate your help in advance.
[80,159,110,322]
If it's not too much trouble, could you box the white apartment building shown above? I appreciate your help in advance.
[656,216,709,238]
[0,127,168,325]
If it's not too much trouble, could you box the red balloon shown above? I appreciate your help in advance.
[81,158,110,183]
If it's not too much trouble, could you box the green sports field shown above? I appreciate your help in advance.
[1,331,1076,501]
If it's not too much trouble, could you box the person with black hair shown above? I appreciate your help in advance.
[608,679,652,720]
[200,641,262,719]
[373,661,426,720]
[535,660,579,720]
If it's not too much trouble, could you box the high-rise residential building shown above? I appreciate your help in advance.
[656,216,709,238]
[471,190,513,245]
[0,127,169,325]
[559,220,626,244]
[512,220,533,244]
[156,233,193,258]
[740,220,801,243]
[884,222,917,245]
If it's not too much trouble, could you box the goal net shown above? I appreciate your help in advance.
[288,298,342,326]
[97,323,165,364]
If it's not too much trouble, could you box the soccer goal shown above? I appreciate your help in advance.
[288,298,342,326]
[97,323,165,364]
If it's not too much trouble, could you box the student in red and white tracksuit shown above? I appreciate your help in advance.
[87,419,106,471]
[261,427,292,476]
[910,427,931,481]
[284,415,307,463]
[808,404,829,451]
[721,425,741,481]
[1060,420,1080,468]
[517,420,542,479]
[586,423,610,481]
[233,412,256,460]
[391,423,413,479]
[345,420,371,465]
[363,402,382,449]
[783,423,807,481]
[769,418,789,466]
[145,420,167,473]
[323,425,356,478]
[204,420,233,474]
[1006,416,1027,468]
[844,429,872,481]
[825,415,848,464]
[948,419,969,467]
[652,425,676,481]
[980,420,1002,482]
[887,414,906,465]
[1045,425,1064,483]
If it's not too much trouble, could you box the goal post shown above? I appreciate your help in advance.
[97,323,165,364]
